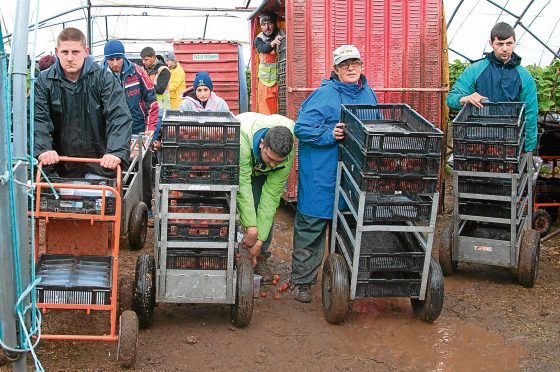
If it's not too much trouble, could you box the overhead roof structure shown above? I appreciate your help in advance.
[445,0,560,66]
[1,0,559,66]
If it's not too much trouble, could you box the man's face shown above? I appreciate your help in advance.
[334,58,363,84]
[142,55,156,68]
[260,21,276,37]
[107,57,124,73]
[195,86,211,102]
[490,36,515,63]
[56,40,88,78]
[259,142,287,169]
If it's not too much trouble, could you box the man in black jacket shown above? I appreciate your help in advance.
[34,27,132,177]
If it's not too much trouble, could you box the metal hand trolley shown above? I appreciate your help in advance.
[439,103,541,287]
[121,134,152,251]
[131,110,254,328]
[322,104,445,324]
[33,157,139,367]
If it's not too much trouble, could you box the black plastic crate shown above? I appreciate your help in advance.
[355,274,421,298]
[458,199,513,219]
[538,121,560,156]
[336,215,425,273]
[161,165,239,185]
[168,198,229,214]
[161,110,240,145]
[342,147,437,195]
[162,145,239,166]
[166,249,227,270]
[453,136,524,161]
[458,176,518,197]
[343,132,440,176]
[452,102,525,142]
[536,177,560,202]
[166,190,229,200]
[167,219,230,241]
[341,104,442,155]
[453,156,520,173]
[36,254,112,305]
[39,178,116,215]
[341,170,433,222]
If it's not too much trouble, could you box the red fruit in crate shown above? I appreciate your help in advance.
[235,253,241,259]
[272,279,278,285]
[273,275,280,281]
[273,292,280,300]
[260,291,267,298]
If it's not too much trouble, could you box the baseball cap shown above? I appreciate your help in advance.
[333,45,361,65]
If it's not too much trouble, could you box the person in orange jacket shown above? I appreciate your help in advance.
[254,12,283,115]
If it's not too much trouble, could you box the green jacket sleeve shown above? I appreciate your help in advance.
[256,150,294,241]
[237,131,258,229]
[517,66,538,152]
[446,60,488,111]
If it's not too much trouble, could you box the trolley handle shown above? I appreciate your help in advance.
[35,156,122,191]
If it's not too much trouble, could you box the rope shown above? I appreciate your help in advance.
[0,2,44,370]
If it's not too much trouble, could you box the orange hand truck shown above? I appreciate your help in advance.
[32,156,138,367]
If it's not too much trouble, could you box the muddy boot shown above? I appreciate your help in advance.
[254,253,273,283]
[291,284,311,303]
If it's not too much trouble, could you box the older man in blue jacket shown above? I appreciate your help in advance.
[447,22,538,152]
[290,45,380,303]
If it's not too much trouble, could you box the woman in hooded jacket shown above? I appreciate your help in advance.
[179,71,230,112]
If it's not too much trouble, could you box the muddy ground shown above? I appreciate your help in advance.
[2,188,560,371]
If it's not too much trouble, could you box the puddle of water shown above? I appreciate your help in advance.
[336,298,524,371]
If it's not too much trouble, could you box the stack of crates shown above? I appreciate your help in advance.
[157,111,240,272]
[337,104,442,297]
[452,103,528,247]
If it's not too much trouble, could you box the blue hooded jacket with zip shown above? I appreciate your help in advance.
[295,73,379,219]
[447,51,538,151]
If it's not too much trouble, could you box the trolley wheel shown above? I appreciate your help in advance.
[128,201,148,251]
[321,253,350,324]
[118,275,134,315]
[117,310,139,368]
[545,206,559,222]
[439,222,457,276]
[532,208,553,238]
[518,229,540,288]
[411,259,444,323]
[132,255,156,328]
[230,257,254,327]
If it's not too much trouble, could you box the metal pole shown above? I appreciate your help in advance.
[203,14,209,40]
[10,0,31,369]
[87,0,93,51]
[0,25,20,370]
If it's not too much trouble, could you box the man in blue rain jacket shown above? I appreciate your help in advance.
[290,45,380,303]
[447,22,538,152]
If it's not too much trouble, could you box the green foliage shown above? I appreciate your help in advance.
[527,59,560,114]
[449,59,469,89]
[245,68,251,110]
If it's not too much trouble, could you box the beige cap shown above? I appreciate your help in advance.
[333,44,361,65]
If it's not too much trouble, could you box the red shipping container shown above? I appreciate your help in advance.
[173,40,248,114]
[250,0,445,202]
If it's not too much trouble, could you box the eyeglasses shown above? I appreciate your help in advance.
[337,60,363,70]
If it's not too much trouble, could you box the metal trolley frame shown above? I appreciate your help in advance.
[440,153,541,287]
[322,162,444,324]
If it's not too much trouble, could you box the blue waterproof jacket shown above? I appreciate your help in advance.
[296,73,379,219]
[447,52,538,151]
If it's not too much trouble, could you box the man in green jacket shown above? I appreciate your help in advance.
[236,112,295,281]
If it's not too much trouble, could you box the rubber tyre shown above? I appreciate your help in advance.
[119,275,134,316]
[321,253,350,324]
[117,310,139,368]
[439,222,457,276]
[545,207,559,222]
[532,209,552,238]
[128,201,148,251]
[132,255,156,328]
[230,257,254,327]
[518,229,540,288]
[411,259,445,323]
